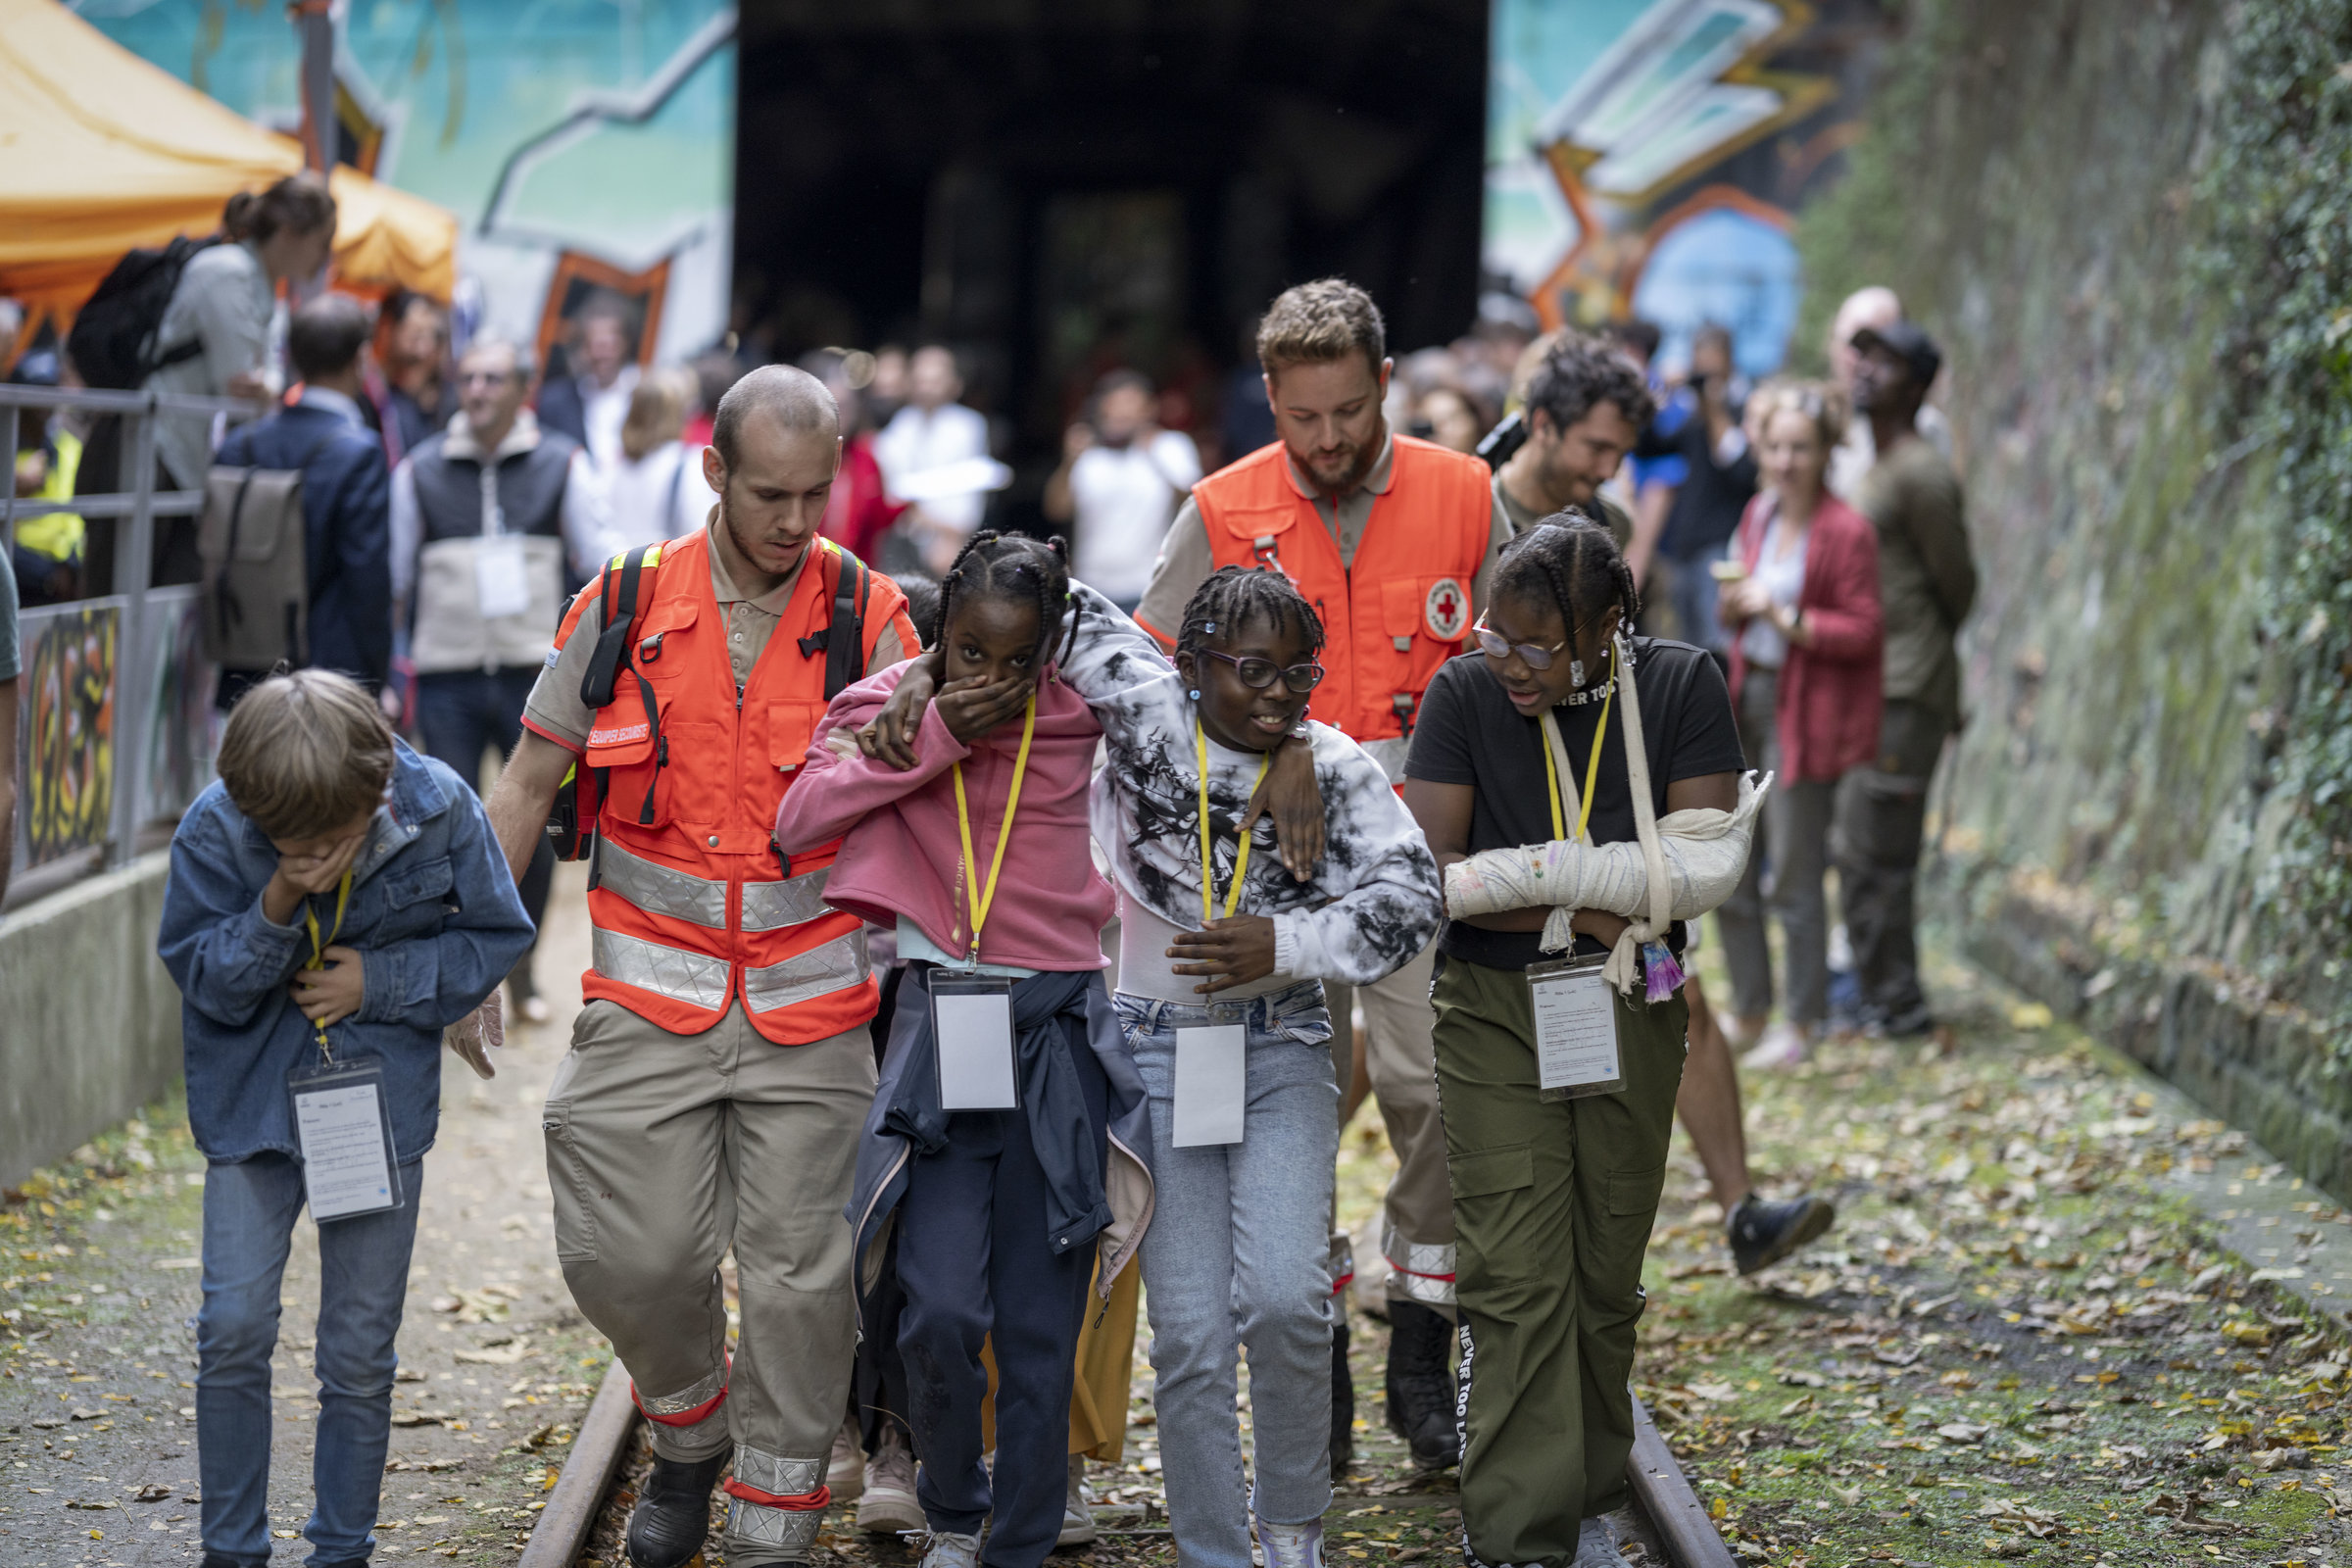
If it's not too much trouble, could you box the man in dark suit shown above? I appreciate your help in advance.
[214,293,393,710]
[531,289,638,469]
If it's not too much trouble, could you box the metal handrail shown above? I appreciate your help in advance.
[0,382,266,416]
[5,380,270,880]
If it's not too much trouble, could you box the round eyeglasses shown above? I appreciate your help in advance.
[1196,647,1325,693]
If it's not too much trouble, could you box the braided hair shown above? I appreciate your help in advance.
[1490,514,1641,664]
[931,530,1077,668]
[1176,565,1327,662]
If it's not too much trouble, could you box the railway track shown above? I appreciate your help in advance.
[522,1371,1738,1568]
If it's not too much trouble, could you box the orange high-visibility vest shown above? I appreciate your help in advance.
[1156,435,1492,777]
[553,530,915,1046]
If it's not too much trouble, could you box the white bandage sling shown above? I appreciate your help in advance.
[1444,632,1769,999]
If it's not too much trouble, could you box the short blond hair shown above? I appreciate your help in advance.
[620,368,692,463]
[1748,376,1848,450]
[218,670,395,841]
[1256,278,1386,380]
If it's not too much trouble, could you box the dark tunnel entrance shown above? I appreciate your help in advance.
[733,0,1490,528]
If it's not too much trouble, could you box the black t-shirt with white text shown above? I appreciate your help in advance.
[1404,637,1745,971]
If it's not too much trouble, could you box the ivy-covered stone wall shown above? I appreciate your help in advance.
[1791,0,2352,1186]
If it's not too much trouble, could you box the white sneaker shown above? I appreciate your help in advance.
[1058,1452,1099,1545]
[918,1529,982,1568]
[1740,1019,1813,1071]
[858,1427,924,1535]
[829,1417,864,1503]
[1256,1516,1325,1568]
[1573,1515,1621,1566]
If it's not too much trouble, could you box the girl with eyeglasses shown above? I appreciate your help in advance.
[1401,517,1757,1568]
[1065,564,1442,1568]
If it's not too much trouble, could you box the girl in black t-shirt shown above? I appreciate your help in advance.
[1401,517,1750,1568]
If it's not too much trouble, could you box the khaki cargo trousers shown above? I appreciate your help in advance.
[542,999,875,1563]
[1431,955,1687,1568]
[1325,937,1455,1308]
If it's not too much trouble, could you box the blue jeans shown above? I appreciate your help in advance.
[197,1152,424,1568]
[1116,982,1339,1568]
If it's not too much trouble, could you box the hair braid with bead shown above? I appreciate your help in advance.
[1176,565,1327,664]
[931,530,1078,669]
[1491,513,1641,668]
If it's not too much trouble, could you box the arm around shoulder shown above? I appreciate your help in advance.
[775,676,968,854]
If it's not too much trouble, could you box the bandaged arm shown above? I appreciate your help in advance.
[1444,772,1766,925]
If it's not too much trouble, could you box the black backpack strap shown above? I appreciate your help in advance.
[567,543,669,855]
[580,544,660,709]
[824,547,870,700]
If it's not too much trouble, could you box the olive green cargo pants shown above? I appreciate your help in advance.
[1432,955,1687,1568]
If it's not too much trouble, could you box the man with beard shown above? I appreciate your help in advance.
[481,366,918,1568]
[1132,278,1507,1473]
[1493,332,1648,549]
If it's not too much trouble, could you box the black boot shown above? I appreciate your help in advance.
[626,1444,732,1568]
[1384,1299,1459,1470]
[1331,1313,1356,1475]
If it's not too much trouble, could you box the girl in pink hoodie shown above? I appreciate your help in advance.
[775,532,1138,1568]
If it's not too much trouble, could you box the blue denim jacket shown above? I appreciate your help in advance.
[158,740,535,1164]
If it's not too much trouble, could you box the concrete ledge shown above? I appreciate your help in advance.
[1938,858,2349,1201]
[0,852,180,1190]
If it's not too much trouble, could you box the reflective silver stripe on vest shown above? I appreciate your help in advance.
[596,837,727,929]
[742,929,870,1014]
[740,865,834,933]
[1360,735,1411,785]
[592,927,731,1011]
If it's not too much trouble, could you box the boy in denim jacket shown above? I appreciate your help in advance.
[158,670,533,1568]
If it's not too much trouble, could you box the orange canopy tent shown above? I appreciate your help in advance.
[0,0,458,325]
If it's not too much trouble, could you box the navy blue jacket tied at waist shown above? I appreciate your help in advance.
[847,964,1154,1314]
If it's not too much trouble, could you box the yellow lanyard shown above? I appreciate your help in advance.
[301,871,355,1055]
[950,693,1038,960]
[1542,677,1614,846]
[1196,722,1271,924]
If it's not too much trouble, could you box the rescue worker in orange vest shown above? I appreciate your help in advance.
[1129,278,1512,1471]
[484,366,919,1568]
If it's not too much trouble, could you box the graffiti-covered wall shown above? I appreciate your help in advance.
[83,0,736,366]
[1483,0,1896,375]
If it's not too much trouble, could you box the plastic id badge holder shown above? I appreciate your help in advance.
[1526,954,1624,1101]
[932,971,1018,1111]
[286,1057,403,1221]
[1172,1020,1247,1148]
[474,535,532,619]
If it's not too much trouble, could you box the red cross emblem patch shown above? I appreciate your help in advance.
[1423,577,1469,641]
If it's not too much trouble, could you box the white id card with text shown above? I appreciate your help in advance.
[288,1059,402,1221]
[1527,956,1624,1101]
[474,535,533,619]
[932,971,1018,1111]
[1172,1025,1247,1147]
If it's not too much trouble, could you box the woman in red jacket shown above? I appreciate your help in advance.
[1717,381,1884,1068]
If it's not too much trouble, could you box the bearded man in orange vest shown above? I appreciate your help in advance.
[484,366,919,1568]
[1129,278,1510,1471]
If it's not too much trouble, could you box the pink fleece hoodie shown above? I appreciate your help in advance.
[774,662,1114,971]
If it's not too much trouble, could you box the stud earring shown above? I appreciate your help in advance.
[1188,688,1201,701]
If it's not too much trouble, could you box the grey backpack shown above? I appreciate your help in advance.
[197,434,332,671]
